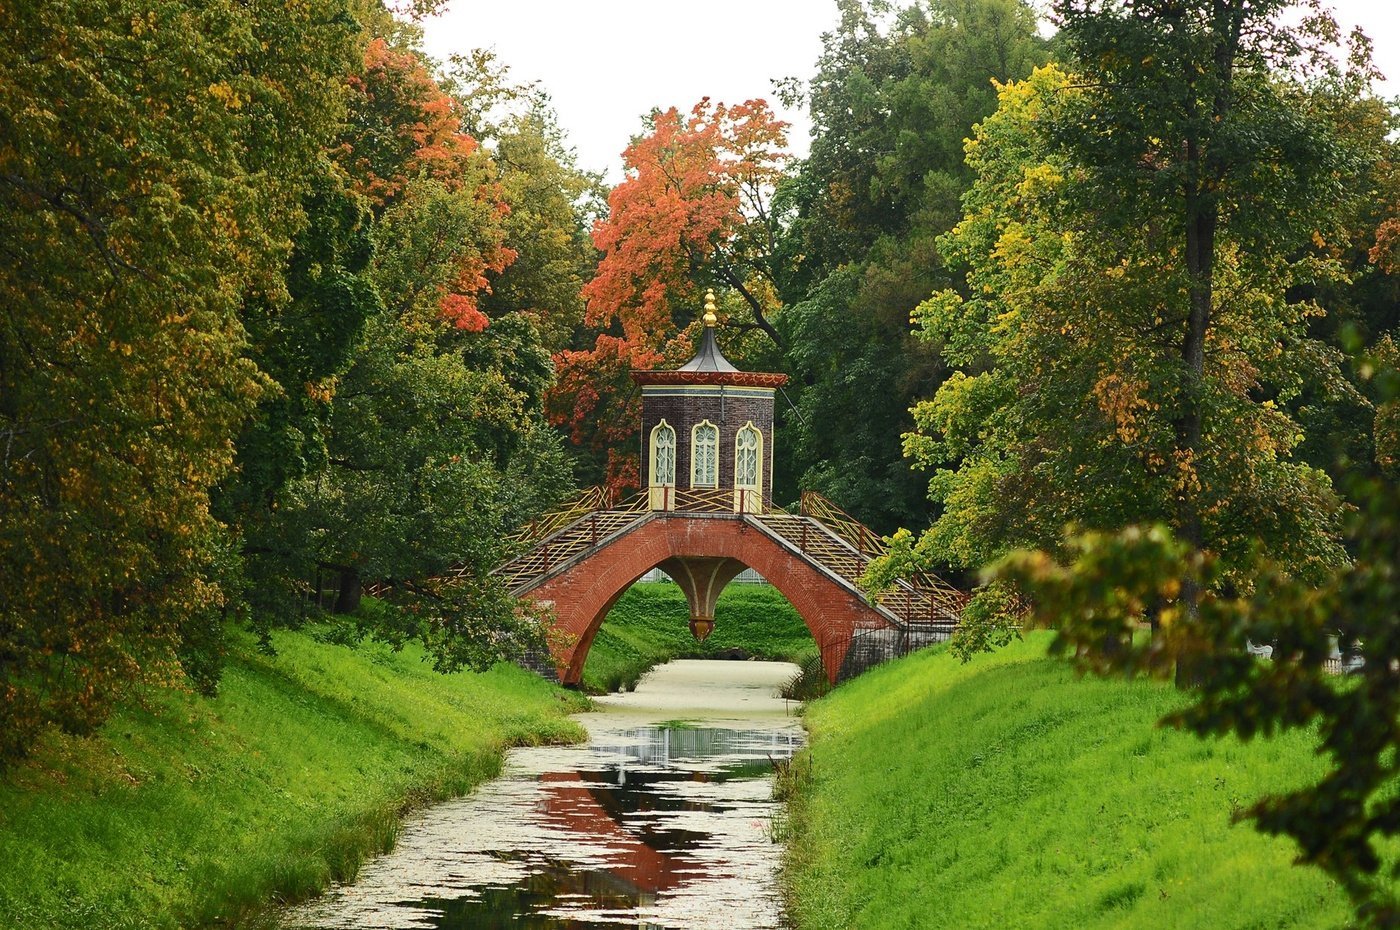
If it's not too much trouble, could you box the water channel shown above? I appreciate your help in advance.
[282,659,804,930]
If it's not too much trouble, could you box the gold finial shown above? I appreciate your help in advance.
[702,290,718,327]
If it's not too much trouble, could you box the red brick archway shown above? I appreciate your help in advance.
[525,514,893,685]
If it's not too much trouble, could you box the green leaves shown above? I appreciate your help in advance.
[0,0,358,758]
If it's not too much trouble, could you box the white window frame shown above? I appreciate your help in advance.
[649,419,676,487]
[691,420,719,488]
[734,421,763,493]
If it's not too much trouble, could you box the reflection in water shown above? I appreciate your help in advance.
[283,661,802,930]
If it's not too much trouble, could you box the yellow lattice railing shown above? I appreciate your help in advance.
[793,491,967,626]
[508,486,611,547]
[799,491,887,560]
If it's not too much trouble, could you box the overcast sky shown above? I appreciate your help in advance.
[420,1,1400,184]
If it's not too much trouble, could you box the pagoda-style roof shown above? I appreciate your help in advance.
[630,290,789,389]
[679,324,739,373]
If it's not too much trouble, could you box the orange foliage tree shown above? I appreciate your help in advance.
[342,37,515,332]
[550,99,788,493]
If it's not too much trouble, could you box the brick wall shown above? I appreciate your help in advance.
[640,387,776,494]
[529,514,893,684]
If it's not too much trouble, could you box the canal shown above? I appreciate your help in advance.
[283,658,804,929]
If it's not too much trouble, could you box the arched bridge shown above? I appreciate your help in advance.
[495,489,965,685]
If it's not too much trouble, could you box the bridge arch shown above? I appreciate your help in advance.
[525,514,885,686]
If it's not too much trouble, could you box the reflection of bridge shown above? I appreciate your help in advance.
[588,725,802,768]
[495,487,965,684]
[536,726,802,904]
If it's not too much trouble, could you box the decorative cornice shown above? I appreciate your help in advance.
[631,369,789,388]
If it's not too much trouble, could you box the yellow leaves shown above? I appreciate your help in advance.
[1172,448,1202,495]
[304,378,337,404]
[1016,162,1063,198]
[1093,373,1154,444]
[207,82,242,110]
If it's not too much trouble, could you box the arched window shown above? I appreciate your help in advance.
[649,420,676,487]
[691,420,718,487]
[735,422,762,491]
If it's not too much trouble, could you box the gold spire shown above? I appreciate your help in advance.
[702,290,718,327]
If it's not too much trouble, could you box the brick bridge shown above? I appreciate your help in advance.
[494,488,965,685]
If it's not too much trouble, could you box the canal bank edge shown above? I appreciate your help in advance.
[0,625,589,930]
[780,633,1349,930]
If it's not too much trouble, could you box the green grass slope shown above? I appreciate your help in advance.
[0,627,587,930]
[784,634,1348,930]
[582,582,817,692]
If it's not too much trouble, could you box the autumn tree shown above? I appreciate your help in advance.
[445,51,603,353]
[0,0,359,758]
[874,0,1382,632]
[553,98,789,491]
[1045,0,1372,616]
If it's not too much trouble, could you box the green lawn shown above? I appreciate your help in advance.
[784,633,1351,930]
[0,626,587,930]
[581,582,817,692]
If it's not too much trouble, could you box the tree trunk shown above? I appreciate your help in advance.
[334,566,361,614]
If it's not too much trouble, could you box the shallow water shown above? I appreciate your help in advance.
[282,659,803,930]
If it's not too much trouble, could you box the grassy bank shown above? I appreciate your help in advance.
[0,626,587,930]
[582,582,816,692]
[784,634,1349,930]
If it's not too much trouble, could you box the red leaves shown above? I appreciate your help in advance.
[1370,216,1400,274]
[582,98,787,343]
[552,98,788,490]
[345,38,491,208]
[439,293,489,332]
[344,38,522,333]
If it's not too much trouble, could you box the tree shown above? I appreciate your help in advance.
[216,162,380,626]
[214,30,579,668]
[445,50,603,354]
[877,0,1378,644]
[1046,0,1368,613]
[552,98,789,492]
[0,0,359,759]
[776,0,1047,530]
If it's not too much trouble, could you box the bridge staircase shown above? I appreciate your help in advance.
[495,488,965,639]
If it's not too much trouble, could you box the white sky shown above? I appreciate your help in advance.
[421,1,1400,184]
